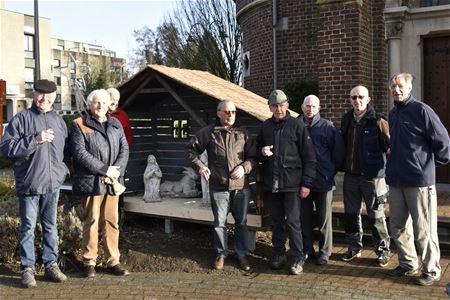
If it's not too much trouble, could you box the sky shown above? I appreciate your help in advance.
[3,0,177,60]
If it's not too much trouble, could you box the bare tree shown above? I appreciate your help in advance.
[130,0,241,84]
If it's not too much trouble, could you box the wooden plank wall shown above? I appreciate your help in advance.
[124,88,265,195]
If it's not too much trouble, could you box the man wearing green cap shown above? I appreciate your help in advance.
[1,79,69,288]
[257,89,316,275]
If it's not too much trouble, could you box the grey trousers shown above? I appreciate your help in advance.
[343,174,390,256]
[389,186,441,278]
[300,190,333,258]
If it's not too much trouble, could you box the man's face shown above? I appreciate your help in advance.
[390,77,412,102]
[89,95,110,120]
[350,87,371,116]
[302,98,320,120]
[108,96,119,114]
[34,92,56,113]
[270,102,289,120]
[217,102,236,128]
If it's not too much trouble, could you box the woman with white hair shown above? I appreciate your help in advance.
[69,89,129,278]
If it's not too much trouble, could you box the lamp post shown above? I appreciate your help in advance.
[0,79,5,140]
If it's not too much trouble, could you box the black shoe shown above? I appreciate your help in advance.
[341,250,361,262]
[83,265,96,278]
[271,254,286,270]
[316,255,329,266]
[388,265,419,277]
[107,264,130,276]
[415,273,440,286]
[377,255,389,267]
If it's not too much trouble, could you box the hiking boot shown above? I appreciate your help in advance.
[212,256,225,270]
[107,264,130,276]
[388,265,419,277]
[83,265,96,278]
[237,256,251,272]
[341,250,361,262]
[21,267,36,288]
[44,262,67,282]
[271,254,286,270]
[415,273,441,286]
[289,256,306,275]
[377,254,390,267]
[316,255,329,266]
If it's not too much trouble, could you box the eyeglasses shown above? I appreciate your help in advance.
[221,110,236,115]
[350,95,366,100]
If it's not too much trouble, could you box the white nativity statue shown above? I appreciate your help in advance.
[143,154,163,202]
[159,167,200,198]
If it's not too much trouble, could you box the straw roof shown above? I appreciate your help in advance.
[122,64,298,121]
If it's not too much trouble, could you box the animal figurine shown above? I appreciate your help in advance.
[160,167,200,198]
[143,154,162,202]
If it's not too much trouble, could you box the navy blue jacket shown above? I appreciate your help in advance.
[1,102,70,195]
[340,105,389,180]
[386,96,450,187]
[299,114,344,192]
[257,112,316,192]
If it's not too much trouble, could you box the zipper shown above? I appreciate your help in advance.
[44,113,53,191]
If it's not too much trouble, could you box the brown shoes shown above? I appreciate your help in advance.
[212,256,225,270]
[238,256,252,272]
[107,264,130,276]
[83,265,96,278]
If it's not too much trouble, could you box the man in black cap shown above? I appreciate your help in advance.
[257,89,316,275]
[1,79,69,288]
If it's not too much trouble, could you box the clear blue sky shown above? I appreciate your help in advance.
[4,0,177,60]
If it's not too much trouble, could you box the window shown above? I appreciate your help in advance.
[421,0,450,6]
[24,34,34,58]
[25,68,34,97]
[172,119,189,139]
[52,59,61,68]
[54,76,61,86]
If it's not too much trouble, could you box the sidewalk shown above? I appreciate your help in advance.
[1,244,449,300]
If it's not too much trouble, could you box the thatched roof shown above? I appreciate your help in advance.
[120,64,298,121]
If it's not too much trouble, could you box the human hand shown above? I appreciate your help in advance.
[199,165,211,181]
[36,129,55,144]
[299,186,310,199]
[106,166,121,180]
[261,145,274,157]
[230,165,245,179]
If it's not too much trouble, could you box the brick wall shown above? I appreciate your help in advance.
[236,0,389,124]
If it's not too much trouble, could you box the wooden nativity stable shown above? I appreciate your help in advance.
[118,64,299,231]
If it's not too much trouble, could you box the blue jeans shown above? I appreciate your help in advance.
[210,188,250,257]
[19,190,60,270]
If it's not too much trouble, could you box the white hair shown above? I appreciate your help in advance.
[107,87,120,101]
[86,89,110,105]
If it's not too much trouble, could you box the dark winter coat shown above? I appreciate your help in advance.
[1,102,69,195]
[299,113,344,192]
[257,111,316,192]
[340,105,389,180]
[70,112,129,196]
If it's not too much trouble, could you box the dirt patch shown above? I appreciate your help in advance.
[119,214,273,275]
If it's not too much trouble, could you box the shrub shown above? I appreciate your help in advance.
[283,76,319,114]
[0,152,12,169]
[0,173,15,203]
[0,193,83,271]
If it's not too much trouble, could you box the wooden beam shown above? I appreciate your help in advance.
[154,74,207,127]
[121,74,154,110]
[140,88,167,94]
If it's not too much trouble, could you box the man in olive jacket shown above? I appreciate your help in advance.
[257,89,316,275]
[186,100,256,272]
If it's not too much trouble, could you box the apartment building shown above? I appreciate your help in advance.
[0,1,125,121]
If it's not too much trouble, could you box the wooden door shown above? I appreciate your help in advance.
[423,36,450,183]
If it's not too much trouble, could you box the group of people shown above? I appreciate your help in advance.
[2,71,449,289]
[186,72,450,286]
[1,81,131,288]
